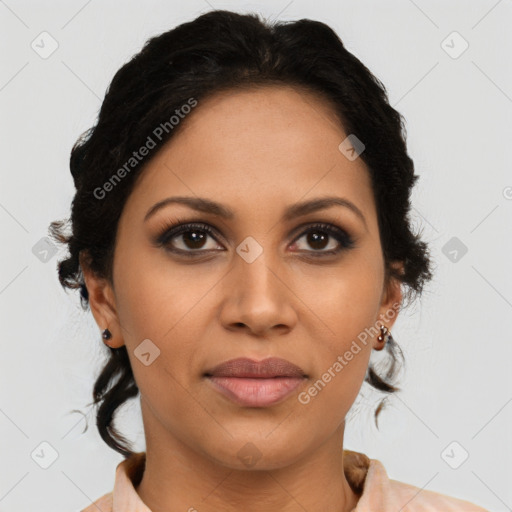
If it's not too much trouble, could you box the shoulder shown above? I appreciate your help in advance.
[78,452,147,512]
[80,491,113,512]
[356,458,489,511]
[385,476,489,511]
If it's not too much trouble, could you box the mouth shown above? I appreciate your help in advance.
[203,357,308,408]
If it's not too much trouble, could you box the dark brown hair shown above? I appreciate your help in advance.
[50,10,434,459]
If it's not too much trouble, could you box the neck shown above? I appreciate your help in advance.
[135,402,360,512]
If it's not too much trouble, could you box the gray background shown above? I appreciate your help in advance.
[1,1,511,511]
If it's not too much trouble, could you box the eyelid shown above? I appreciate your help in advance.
[153,217,356,254]
[291,222,356,250]
[154,220,224,247]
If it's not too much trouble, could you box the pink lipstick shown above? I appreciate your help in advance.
[204,357,307,407]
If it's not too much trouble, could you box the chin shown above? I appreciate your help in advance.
[200,433,309,471]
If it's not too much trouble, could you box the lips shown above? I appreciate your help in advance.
[204,357,307,378]
[204,357,307,407]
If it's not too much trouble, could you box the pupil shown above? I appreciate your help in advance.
[308,231,328,250]
[183,231,206,249]
[180,230,330,251]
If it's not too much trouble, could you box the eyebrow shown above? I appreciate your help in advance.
[144,195,367,229]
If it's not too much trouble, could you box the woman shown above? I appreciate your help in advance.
[50,9,488,512]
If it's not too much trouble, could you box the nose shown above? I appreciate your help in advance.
[219,251,298,337]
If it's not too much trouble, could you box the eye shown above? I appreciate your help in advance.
[156,222,224,255]
[290,223,355,256]
[155,220,356,258]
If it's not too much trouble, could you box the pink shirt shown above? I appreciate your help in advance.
[81,451,489,511]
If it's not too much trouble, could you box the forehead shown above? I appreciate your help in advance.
[126,85,376,227]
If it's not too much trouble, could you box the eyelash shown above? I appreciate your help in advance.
[155,220,356,258]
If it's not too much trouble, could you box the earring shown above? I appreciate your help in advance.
[102,328,112,341]
[377,325,391,343]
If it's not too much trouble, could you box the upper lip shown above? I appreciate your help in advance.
[204,357,307,378]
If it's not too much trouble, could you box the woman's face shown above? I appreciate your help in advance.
[85,85,401,469]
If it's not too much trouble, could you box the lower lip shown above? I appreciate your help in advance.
[206,376,306,407]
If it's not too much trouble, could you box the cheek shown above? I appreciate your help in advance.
[112,243,219,388]
[294,252,383,413]
[297,296,374,428]
[300,246,384,347]
[113,240,215,338]
[111,251,206,429]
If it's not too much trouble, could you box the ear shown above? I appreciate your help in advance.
[79,251,125,349]
[373,261,403,350]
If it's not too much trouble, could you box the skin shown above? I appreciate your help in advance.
[81,85,403,512]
